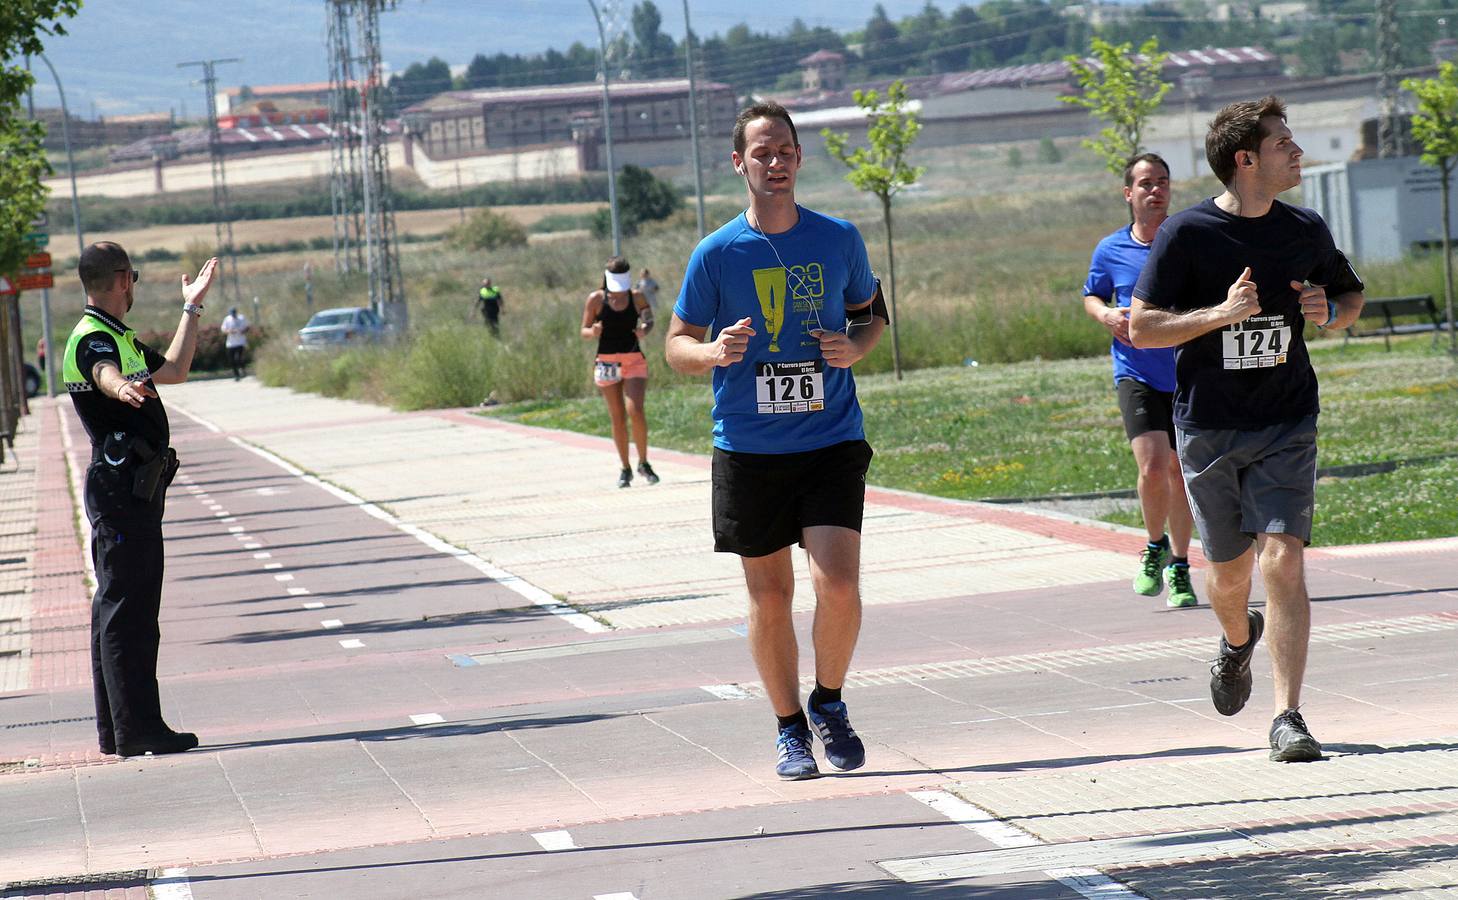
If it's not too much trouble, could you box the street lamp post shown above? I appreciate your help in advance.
[36,53,86,398]
[587,0,621,256]
[683,0,706,239]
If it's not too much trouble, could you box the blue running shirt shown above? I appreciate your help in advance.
[675,207,877,453]
[1083,226,1177,393]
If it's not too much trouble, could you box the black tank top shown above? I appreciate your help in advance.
[596,292,641,354]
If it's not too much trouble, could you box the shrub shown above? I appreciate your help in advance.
[1038,137,1063,164]
[447,209,529,250]
[136,323,269,372]
[1007,147,1024,168]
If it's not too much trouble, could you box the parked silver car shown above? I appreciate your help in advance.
[296,307,386,350]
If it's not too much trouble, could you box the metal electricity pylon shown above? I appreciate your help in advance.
[1377,0,1404,157]
[324,0,405,327]
[178,58,243,304]
[326,0,365,275]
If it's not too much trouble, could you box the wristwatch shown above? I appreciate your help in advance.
[183,303,204,317]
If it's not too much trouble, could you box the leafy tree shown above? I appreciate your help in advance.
[390,57,453,109]
[822,80,924,380]
[862,5,901,75]
[1037,136,1062,164]
[591,164,680,237]
[447,209,528,251]
[0,1,79,275]
[1061,37,1172,176]
[630,2,676,79]
[1403,62,1458,353]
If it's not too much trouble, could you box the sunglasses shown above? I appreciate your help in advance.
[115,268,140,284]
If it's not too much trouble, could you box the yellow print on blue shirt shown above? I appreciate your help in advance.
[751,263,825,354]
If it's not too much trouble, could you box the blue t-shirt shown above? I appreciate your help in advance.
[1083,226,1177,393]
[675,207,877,453]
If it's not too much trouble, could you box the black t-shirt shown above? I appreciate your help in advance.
[1133,198,1363,430]
[69,310,170,452]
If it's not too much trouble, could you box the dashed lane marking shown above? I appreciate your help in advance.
[302,602,325,610]
[168,406,610,636]
[594,894,640,900]
[253,552,272,559]
[287,587,311,596]
[701,683,753,701]
[532,830,578,851]
[339,639,365,649]
[244,542,262,550]
[227,526,245,533]
[320,619,343,629]
[274,574,294,582]
[898,790,1150,898]
[151,867,194,900]
[263,563,283,570]
[409,713,445,726]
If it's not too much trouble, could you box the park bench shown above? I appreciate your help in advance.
[1343,294,1445,350]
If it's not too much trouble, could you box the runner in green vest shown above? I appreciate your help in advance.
[477,277,504,336]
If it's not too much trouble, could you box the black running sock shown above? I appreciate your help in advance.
[1225,634,1251,653]
[1148,534,1170,551]
[777,710,808,732]
[809,684,841,709]
[1170,556,1189,567]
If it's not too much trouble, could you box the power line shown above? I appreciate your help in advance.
[178,57,243,305]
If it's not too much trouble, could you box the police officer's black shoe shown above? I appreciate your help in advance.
[117,729,199,758]
[99,738,116,755]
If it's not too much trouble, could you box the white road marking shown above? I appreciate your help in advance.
[321,619,343,629]
[253,552,272,559]
[531,830,578,851]
[409,713,445,726]
[264,563,283,570]
[204,427,608,634]
[594,894,640,900]
[227,526,245,533]
[302,602,325,610]
[213,511,230,518]
[274,573,294,582]
[339,639,365,649]
[287,587,311,596]
[898,791,1151,898]
[909,791,1040,849]
[151,867,195,900]
[701,683,753,701]
[221,517,238,523]
[244,542,262,550]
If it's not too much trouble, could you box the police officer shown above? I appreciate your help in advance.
[64,242,217,757]
[477,276,504,336]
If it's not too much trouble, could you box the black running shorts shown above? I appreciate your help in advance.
[711,439,873,558]
[1117,377,1176,448]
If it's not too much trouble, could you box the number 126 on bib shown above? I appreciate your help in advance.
[756,360,825,414]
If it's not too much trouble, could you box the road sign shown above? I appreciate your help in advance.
[30,212,48,229]
[26,232,49,248]
[17,273,54,291]
[24,252,52,269]
[0,276,14,296]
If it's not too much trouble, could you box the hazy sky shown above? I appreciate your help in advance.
[26,1,941,117]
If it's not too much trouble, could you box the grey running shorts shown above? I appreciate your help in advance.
[1176,415,1318,563]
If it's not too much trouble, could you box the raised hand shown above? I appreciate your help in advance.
[712,317,755,367]
[1221,266,1260,325]
[1292,280,1331,325]
[183,257,219,307]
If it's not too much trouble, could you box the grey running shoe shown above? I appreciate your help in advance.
[1210,609,1264,716]
[617,467,632,488]
[1269,709,1323,762]
[775,722,820,780]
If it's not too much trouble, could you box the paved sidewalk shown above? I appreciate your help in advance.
[2,381,1457,899]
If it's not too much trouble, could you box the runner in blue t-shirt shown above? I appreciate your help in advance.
[666,101,887,782]
[1081,153,1197,609]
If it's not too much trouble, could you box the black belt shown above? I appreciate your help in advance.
[92,432,177,501]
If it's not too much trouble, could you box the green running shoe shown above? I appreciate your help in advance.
[1133,543,1170,596]
[1164,562,1197,608]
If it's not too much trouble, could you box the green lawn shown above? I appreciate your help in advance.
[486,335,1458,547]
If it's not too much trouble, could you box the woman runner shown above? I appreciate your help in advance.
[581,255,659,488]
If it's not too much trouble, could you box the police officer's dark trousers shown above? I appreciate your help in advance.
[85,452,169,748]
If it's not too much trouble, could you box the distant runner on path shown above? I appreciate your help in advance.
[1082,153,1198,608]
[665,101,889,781]
[582,255,658,488]
[1131,96,1365,763]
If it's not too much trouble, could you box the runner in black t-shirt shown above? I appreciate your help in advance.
[1131,96,1364,763]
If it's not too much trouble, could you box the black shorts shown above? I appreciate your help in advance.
[1117,378,1176,448]
[712,439,873,558]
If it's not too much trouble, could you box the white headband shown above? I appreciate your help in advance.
[605,270,632,293]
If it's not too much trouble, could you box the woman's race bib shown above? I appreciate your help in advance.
[594,360,622,385]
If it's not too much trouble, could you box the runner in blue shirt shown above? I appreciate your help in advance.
[1081,153,1197,608]
[666,101,888,781]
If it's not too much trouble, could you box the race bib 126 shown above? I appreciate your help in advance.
[755,359,825,414]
